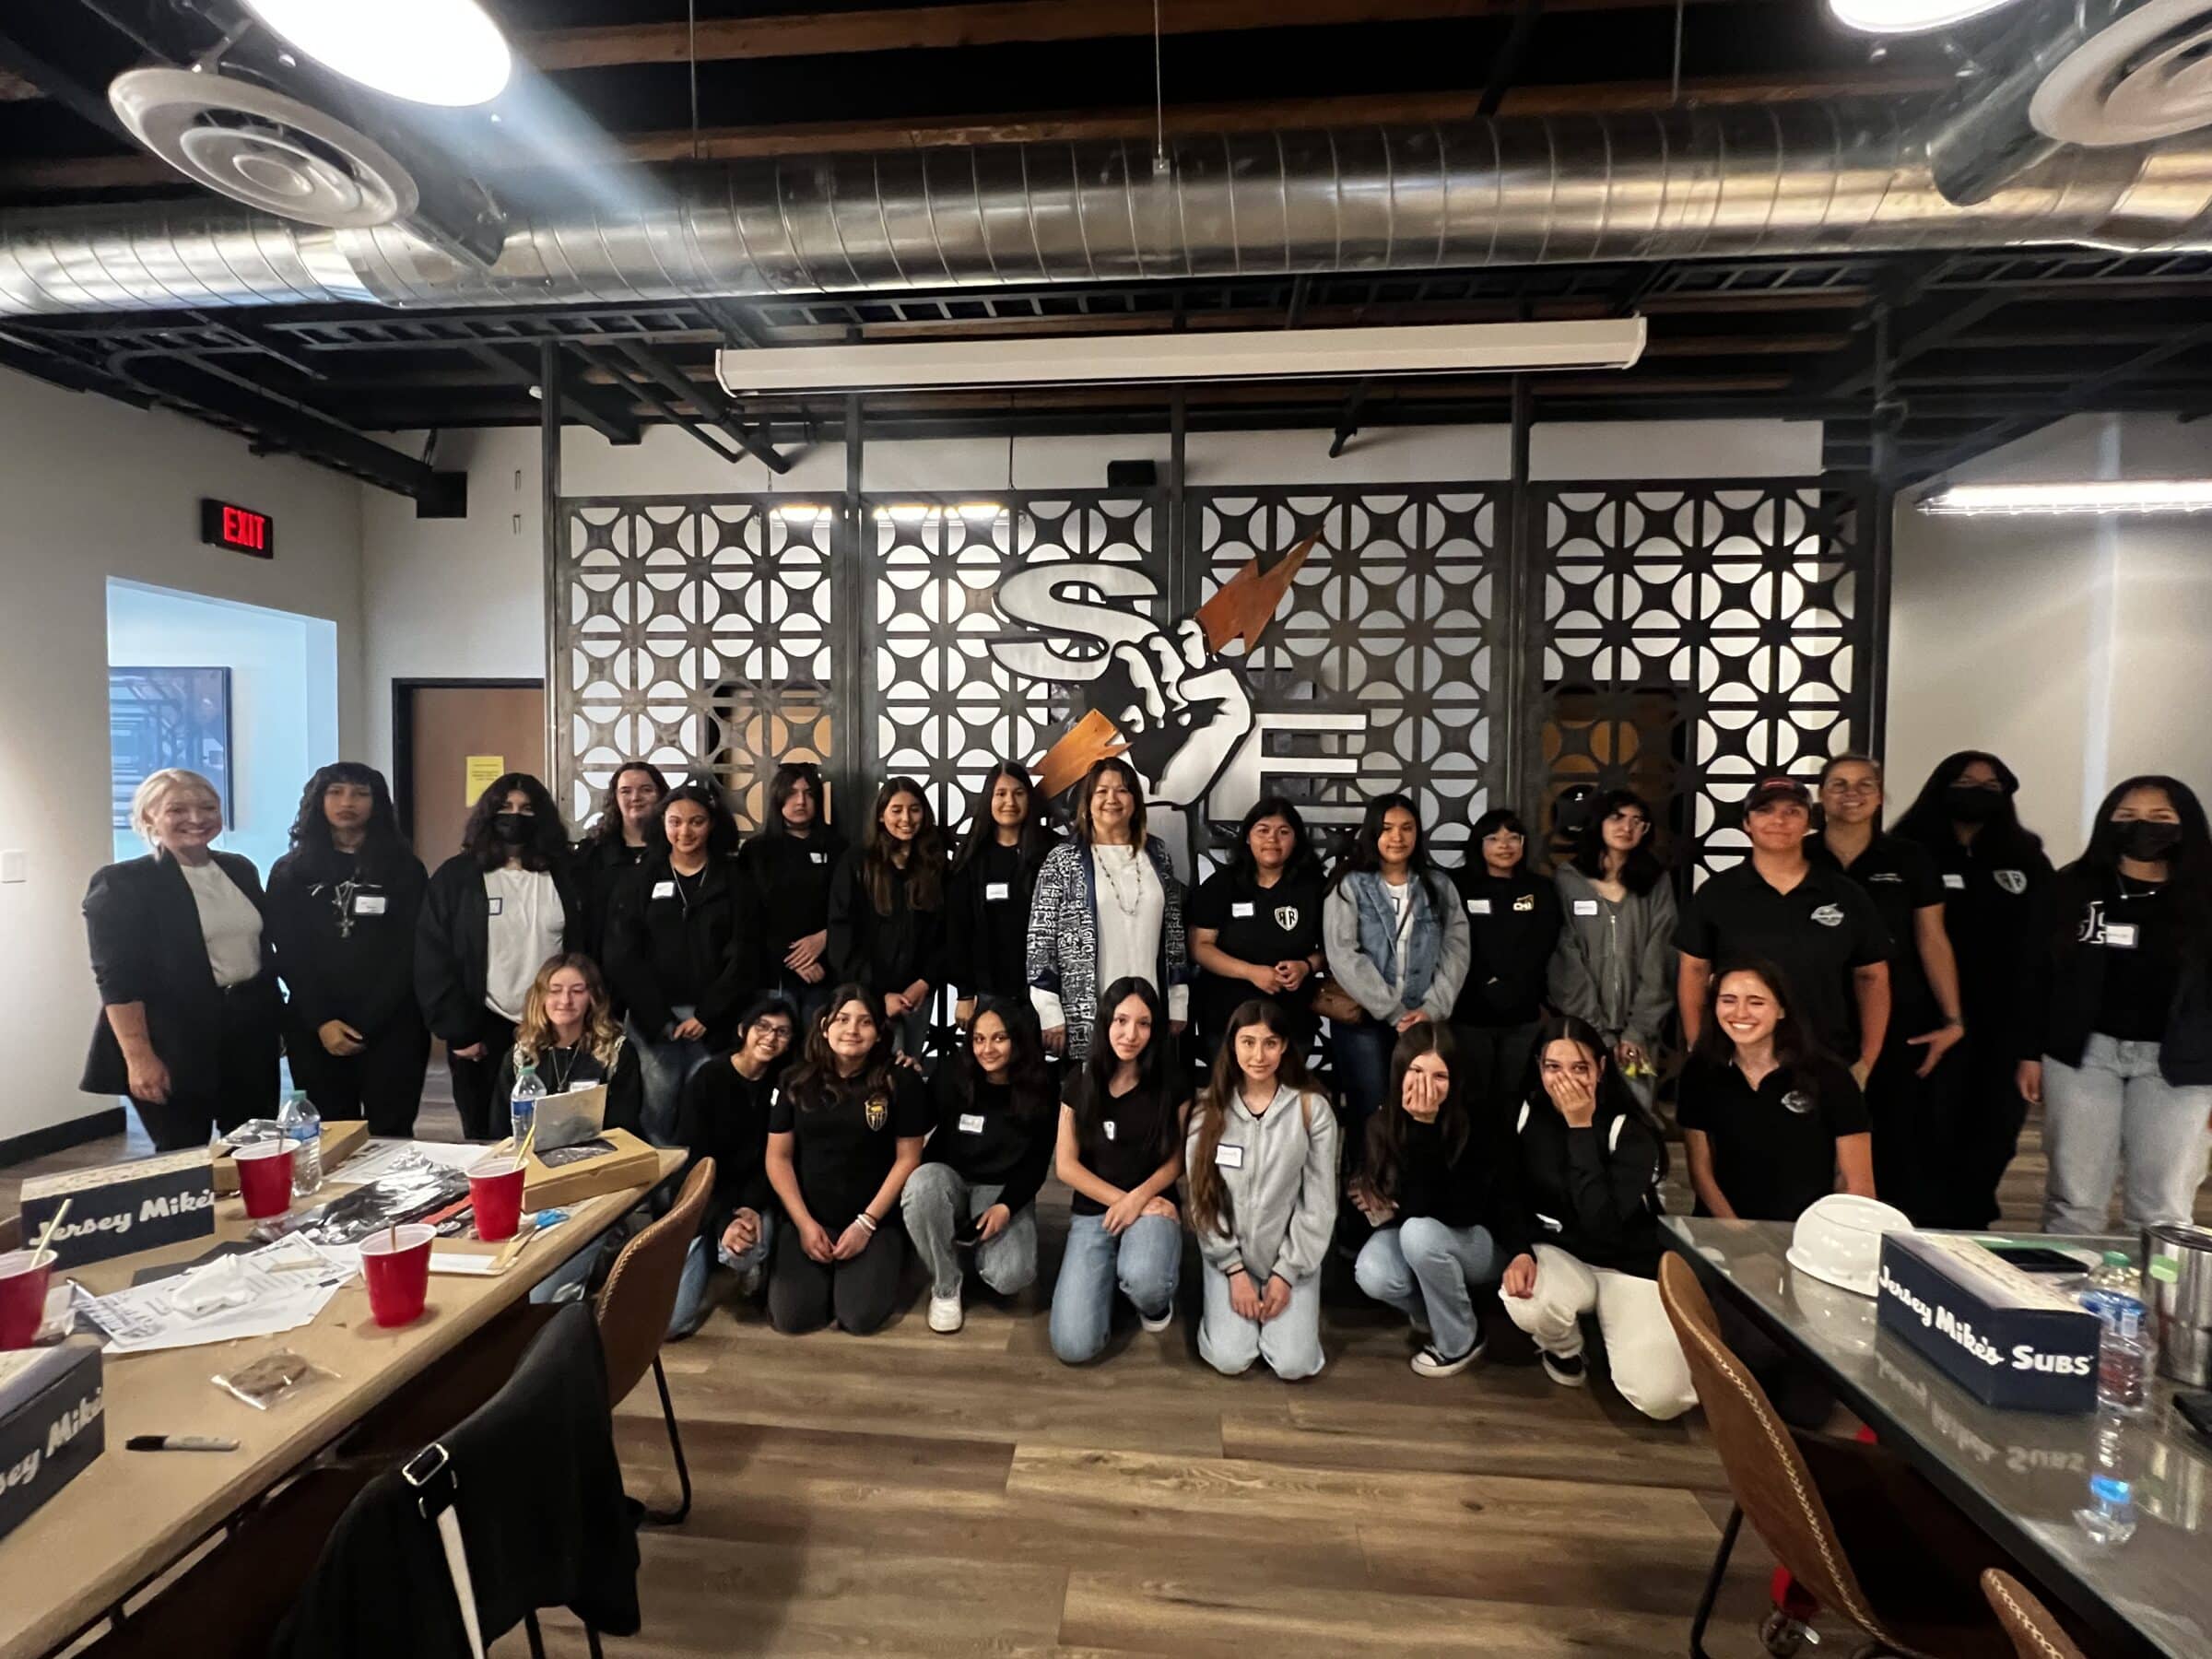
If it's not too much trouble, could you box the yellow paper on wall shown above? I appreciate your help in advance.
[465,755,506,806]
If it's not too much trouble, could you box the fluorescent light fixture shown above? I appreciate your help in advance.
[244,0,512,106]
[716,319,1645,396]
[1827,0,2022,33]
[1917,479,2212,516]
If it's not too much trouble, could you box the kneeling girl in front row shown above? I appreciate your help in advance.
[764,983,929,1335]
[1187,998,1340,1380]
[903,996,1056,1334]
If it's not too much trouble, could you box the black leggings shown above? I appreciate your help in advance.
[288,1017,432,1137]
[768,1222,905,1335]
[445,1011,518,1142]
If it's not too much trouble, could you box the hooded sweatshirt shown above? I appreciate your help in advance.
[1187,1082,1340,1285]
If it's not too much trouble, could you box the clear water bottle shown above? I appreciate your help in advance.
[2081,1286,2154,1416]
[509,1059,544,1148]
[277,1090,322,1197]
[2075,1473,2138,1546]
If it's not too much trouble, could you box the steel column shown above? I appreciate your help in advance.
[540,342,567,807]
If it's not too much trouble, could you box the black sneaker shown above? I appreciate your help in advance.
[1541,1350,1588,1388]
[1410,1336,1484,1378]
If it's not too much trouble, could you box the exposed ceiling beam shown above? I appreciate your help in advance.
[522,0,1729,72]
[463,342,642,444]
[0,22,129,141]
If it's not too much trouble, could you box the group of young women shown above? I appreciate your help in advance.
[79,744,2212,1412]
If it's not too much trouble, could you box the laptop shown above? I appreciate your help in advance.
[531,1082,608,1153]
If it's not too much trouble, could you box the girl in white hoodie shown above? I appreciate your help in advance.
[1185,998,1341,1379]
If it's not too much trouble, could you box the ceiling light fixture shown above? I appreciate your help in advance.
[1917,479,2212,515]
[1827,0,2023,34]
[242,0,512,107]
[715,319,1645,395]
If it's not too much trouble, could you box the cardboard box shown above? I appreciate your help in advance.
[521,1127,662,1209]
[18,1150,216,1270]
[211,1120,370,1195]
[1877,1232,2100,1412]
[0,1342,105,1543]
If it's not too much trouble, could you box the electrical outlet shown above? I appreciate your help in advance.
[0,849,25,884]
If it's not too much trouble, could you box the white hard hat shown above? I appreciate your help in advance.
[1786,1193,1915,1298]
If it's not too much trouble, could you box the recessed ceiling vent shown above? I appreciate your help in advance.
[2032,0,2212,146]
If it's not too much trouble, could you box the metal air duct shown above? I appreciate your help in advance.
[5,100,2212,316]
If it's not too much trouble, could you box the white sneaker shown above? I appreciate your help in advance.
[1138,1303,1174,1334]
[927,1293,964,1334]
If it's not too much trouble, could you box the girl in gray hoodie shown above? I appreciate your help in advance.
[1185,998,1341,1379]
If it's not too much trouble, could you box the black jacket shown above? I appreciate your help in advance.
[736,828,846,964]
[570,835,653,968]
[1449,869,1564,1027]
[603,852,763,1042]
[415,854,582,1044]
[485,1037,644,1139]
[1511,1096,1668,1277]
[826,851,948,999]
[272,1303,639,1659]
[2022,863,2212,1084]
[1369,1111,1534,1257]
[945,839,1053,1001]
[80,850,280,1098]
[266,844,428,1038]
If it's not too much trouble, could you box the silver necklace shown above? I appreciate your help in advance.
[1095,844,1146,918]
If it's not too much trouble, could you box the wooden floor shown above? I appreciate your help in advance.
[6,1096,2201,1659]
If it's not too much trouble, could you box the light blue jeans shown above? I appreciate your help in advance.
[2041,1035,2212,1234]
[899,1163,1039,1300]
[1353,1218,1500,1359]
[667,1212,777,1338]
[1197,1262,1325,1380]
[629,1011,708,1147]
[1049,1211,1182,1364]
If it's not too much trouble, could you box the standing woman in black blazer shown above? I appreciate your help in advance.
[944,761,1056,1027]
[265,763,430,1135]
[416,772,580,1139]
[81,768,281,1150]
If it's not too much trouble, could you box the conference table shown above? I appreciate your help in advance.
[1666,1216,2212,1659]
[0,1142,682,1659]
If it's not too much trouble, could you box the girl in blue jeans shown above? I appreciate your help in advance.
[1049,978,1189,1363]
[1351,1022,1529,1378]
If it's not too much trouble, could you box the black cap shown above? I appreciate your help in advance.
[1744,775,1813,813]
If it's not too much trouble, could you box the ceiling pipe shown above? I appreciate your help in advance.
[5,100,2212,317]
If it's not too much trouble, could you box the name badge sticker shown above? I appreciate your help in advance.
[2103,923,2140,949]
[1214,1143,1245,1170]
[985,881,1011,902]
[810,851,827,865]
[1573,899,1599,916]
[1102,1120,1118,1142]
[1943,873,1967,890]
[487,896,503,916]
[1231,901,1256,918]
[1466,898,1491,915]
[352,894,386,916]
[653,881,677,900]
[958,1112,986,1134]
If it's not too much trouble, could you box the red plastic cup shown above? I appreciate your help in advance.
[233,1141,296,1219]
[468,1156,526,1242]
[359,1224,435,1328]
[0,1250,55,1350]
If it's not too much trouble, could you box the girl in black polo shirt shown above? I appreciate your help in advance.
[764,984,930,1335]
[1188,795,1327,1065]
[1678,959,1874,1220]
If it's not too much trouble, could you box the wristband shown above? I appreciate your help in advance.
[854,1212,878,1233]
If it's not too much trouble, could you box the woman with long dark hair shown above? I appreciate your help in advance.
[484,953,643,1137]
[415,771,581,1138]
[737,761,846,1019]
[1027,758,1190,1062]
[1186,998,1339,1379]
[764,984,930,1335]
[1891,750,2053,1227]
[2021,775,2212,1232]
[571,759,667,972]
[1549,788,1677,1100]
[1322,793,1471,1122]
[945,761,1057,1024]
[1351,1023,1530,1377]
[901,996,1056,1333]
[606,779,763,1143]
[668,994,797,1337]
[1189,796,1327,1064]
[1049,978,1188,1363]
[827,776,949,1058]
[1678,959,1874,1221]
[1500,1014,1694,1420]
[1812,755,1966,1223]
[1449,806,1562,1115]
[265,762,430,1135]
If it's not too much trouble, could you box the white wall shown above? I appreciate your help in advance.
[0,368,364,1145]
[1888,413,2212,857]
[360,415,1824,779]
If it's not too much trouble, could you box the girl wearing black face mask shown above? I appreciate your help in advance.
[2019,775,2212,1233]
[1891,751,2053,1227]
[416,772,582,1138]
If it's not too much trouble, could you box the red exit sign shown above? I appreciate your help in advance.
[200,498,274,559]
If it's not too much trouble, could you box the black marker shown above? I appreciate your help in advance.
[125,1434,239,1453]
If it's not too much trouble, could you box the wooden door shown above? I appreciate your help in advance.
[399,682,547,862]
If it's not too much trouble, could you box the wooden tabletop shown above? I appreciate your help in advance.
[0,1147,682,1659]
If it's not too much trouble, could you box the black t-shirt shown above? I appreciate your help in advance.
[1676,861,1891,1054]
[1812,833,1947,1027]
[924,1069,1054,1213]
[1187,865,1325,1041]
[1063,1072,1182,1216]
[1677,1053,1870,1222]
[769,1066,930,1231]
[2090,876,2179,1042]
[676,1056,781,1227]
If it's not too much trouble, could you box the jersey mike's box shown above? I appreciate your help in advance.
[18,1148,218,1270]
[1876,1231,2100,1412]
[521,1127,660,1210]
[0,1341,105,1543]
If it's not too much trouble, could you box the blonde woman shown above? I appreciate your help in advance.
[82,768,281,1149]
[485,954,643,1138]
